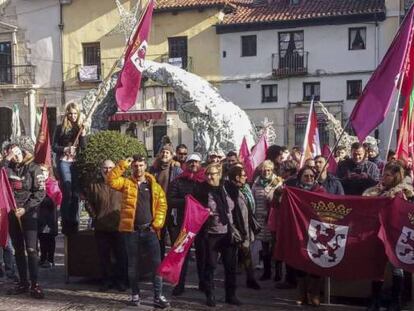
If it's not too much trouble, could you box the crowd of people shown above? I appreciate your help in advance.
[0,102,412,311]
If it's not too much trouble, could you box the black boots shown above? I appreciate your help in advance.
[387,275,403,311]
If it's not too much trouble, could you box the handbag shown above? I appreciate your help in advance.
[249,213,262,235]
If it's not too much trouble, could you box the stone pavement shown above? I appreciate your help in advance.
[0,234,411,311]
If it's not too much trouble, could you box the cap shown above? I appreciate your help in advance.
[208,150,218,157]
[186,153,202,162]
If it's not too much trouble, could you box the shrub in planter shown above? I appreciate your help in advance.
[76,130,147,185]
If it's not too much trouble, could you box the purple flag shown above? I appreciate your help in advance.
[350,6,414,141]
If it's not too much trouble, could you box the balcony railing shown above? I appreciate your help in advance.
[0,65,35,85]
[160,55,193,72]
[272,51,308,77]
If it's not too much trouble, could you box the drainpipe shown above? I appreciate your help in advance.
[59,1,65,106]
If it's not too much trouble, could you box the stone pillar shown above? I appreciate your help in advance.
[28,89,36,142]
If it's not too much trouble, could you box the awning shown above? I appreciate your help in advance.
[108,110,164,122]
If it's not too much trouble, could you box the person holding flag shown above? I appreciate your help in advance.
[52,102,86,235]
[194,163,242,307]
[3,143,45,299]
[363,161,414,311]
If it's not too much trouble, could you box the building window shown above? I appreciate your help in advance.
[295,113,329,146]
[347,80,362,99]
[303,82,320,101]
[0,42,11,84]
[166,92,177,111]
[262,84,278,102]
[82,42,101,80]
[278,31,304,70]
[241,35,257,57]
[168,36,188,69]
[349,27,366,50]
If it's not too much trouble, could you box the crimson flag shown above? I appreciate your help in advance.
[157,195,210,284]
[34,99,52,166]
[378,197,414,273]
[300,101,321,167]
[238,136,250,163]
[275,187,388,280]
[115,0,154,112]
[322,144,337,174]
[0,168,16,247]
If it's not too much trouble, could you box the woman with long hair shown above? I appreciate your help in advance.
[52,102,86,235]
[363,161,414,311]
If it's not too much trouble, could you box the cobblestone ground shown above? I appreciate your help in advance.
[0,232,411,311]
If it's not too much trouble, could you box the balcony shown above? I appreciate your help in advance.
[272,51,308,78]
[160,55,193,72]
[0,65,35,86]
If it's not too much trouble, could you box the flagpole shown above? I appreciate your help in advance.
[72,0,151,147]
[316,118,350,182]
[300,97,315,167]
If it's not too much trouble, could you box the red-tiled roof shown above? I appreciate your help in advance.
[155,0,229,11]
[220,0,385,25]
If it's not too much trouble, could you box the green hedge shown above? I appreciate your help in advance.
[76,130,147,185]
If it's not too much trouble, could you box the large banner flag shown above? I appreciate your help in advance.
[300,100,321,167]
[0,168,16,247]
[350,5,414,141]
[378,196,414,273]
[115,0,154,112]
[275,187,388,280]
[34,99,52,166]
[157,195,210,284]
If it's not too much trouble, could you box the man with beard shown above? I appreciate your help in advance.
[107,155,170,308]
[149,144,182,259]
[3,144,45,299]
[167,153,205,296]
[314,155,344,195]
[337,142,379,195]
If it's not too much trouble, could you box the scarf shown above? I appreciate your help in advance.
[177,168,205,183]
[240,184,256,214]
[157,163,170,193]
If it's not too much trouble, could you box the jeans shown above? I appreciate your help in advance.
[124,230,163,297]
[9,213,39,284]
[204,234,237,297]
[0,236,17,278]
[95,231,128,285]
[58,160,80,234]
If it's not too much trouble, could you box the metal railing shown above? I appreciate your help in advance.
[0,65,35,85]
[272,51,308,77]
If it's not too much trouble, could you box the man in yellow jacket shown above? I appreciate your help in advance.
[107,155,170,308]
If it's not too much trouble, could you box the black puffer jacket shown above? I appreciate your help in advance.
[4,159,45,226]
[167,176,201,226]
